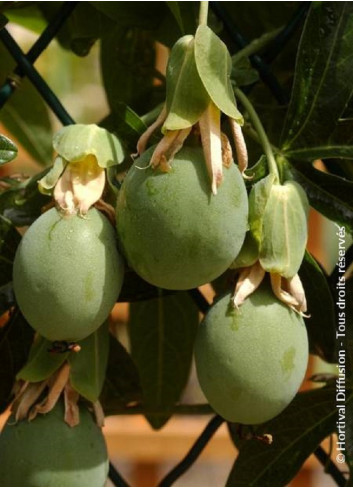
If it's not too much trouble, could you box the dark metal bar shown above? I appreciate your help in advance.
[109,462,130,487]
[210,1,288,105]
[0,28,74,125]
[264,2,310,64]
[188,288,210,315]
[0,2,78,108]
[314,446,347,487]
[158,415,224,486]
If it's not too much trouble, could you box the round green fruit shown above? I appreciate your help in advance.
[13,208,124,341]
[195,282,309,424]
[116,146,248,290]
[0,401,108,487]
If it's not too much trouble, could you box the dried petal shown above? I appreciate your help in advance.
[150,127,191,170]
[221,132,233,168]
[14,381,48,422]
[64,382,80,427]
[29,363,70,420]
[283,274,308,313]
[232,261,265,308]
[136,104,167,155]
[92,400,105,427]
[229,119,249,178]
[199,102,223,195]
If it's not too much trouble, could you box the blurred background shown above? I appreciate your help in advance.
[0,11,349,488]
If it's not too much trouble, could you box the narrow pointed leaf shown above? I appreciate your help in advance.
[0,215,21,287]
[227,386,352,487]
[129,291,198,429]
[291,162,353,232]
[0,135,17,166]
[17,336,69,382]
[166,2,184,33]
[194,25,243,123]
[281,2,353,153]
[68,321,109,402]
[163,35,210,131]
[100,334,142,415]
[299,252,336,362]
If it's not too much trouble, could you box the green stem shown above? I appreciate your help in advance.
[198,1,209,26]
[234,87,280,182]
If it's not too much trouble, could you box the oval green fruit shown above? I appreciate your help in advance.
[195,281,308,424]
[13,208,124,341]
[116,146,248,290]
[0,401,108,487]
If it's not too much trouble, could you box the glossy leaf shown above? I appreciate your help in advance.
[129,291,199,429]
[291,162,353,232]
[281,3,353,154]
[0,42,53,166]
[0,215,21,287]
[101,106,147,151]
[227,386,351,486]
[163,35,209,131]
[194,25,243,123]
[68,321,109,402]
[17,335,69,383]
[260,181,309,278]
[299,252,336,362]
[0,171,50,227]
[100,334,142,415]
[101,25,157,115]
[0,135,17,166]
[166,1,184,33]
[0,310,34,413]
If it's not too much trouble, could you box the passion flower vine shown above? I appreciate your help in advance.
[135,1,247,195]
[39,124,124,215]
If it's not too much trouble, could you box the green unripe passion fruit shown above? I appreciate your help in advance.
[195,281,309,424]
[0,401,108,487]
[13,208,124,341]
[116,146,248,290]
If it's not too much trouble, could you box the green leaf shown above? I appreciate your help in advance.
[16,335,69,383]
[290,162,353,232]
[227,386,351,486]
[166,1,184,34]
[260,181,309,278]
[129,291,198,429]
[39,2,115,56]
[281,3,353,154]
[118,269,174,303]
[232,56,259,87]
[100,334,142,415]
[100,25,157,115]
[0,41,53,166]
[5,5,46,33]
[194,25,243,123]
[0,170,50,226]
[0,310,34,413]
[101,106,147,151]
[299,252,336,363]
[68,321,109,402]
[0,215,21,287]
[53,124,124,167]
[163,35,210,131]
[0,134,17,166]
